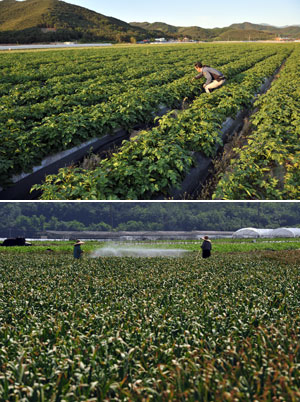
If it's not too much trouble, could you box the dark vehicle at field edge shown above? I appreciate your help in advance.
[1,237,32,247]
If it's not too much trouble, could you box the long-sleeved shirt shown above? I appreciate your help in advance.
[201,240,212,251]
[73,244,82,258]
[195,66,225,85]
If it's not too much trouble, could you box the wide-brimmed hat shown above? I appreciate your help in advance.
[201,235,209,240]
[74,239,84,245]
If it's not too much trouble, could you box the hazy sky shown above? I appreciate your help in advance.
[65,0,300,28]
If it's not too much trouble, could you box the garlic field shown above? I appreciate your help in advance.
[0,250,299,400]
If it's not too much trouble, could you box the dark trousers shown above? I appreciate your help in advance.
[202,250,211,258]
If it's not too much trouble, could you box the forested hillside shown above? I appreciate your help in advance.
[0,203,299,236]
[130,22,277,41]
[0,0,149,43]
[130,21,300,41]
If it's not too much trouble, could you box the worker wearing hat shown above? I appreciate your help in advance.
[201,235,212,258]
[73,239,84,259]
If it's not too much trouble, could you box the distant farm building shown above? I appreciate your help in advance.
[44,230,233,241]
[275,37,294,42]
[41,28,57,33]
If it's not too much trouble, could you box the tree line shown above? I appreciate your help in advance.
[0,203,299,237]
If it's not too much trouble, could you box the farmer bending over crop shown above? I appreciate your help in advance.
[193,62,226,93]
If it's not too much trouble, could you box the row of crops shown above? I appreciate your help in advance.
[1,43,253,185]
[1,43,299,199]
[33,44,294,199]
[0,251,299,400]
[214,45,300,200]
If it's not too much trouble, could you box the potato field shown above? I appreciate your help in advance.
[1,43,299,199]
[0,249,299,400]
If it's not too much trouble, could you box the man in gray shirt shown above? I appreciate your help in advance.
[193,61,226,93]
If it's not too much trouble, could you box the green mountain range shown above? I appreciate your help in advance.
[130,21,300,41]
[0,0,299,44]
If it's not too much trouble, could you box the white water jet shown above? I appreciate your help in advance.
[90,246,189,258]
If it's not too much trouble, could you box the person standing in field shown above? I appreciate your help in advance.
[193,62,226,93]
[201,235,212,258]
[73,239,84,259]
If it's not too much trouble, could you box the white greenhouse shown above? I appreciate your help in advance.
[271,227,300,238]
[233,227,300,238]
[233,228,274,238]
